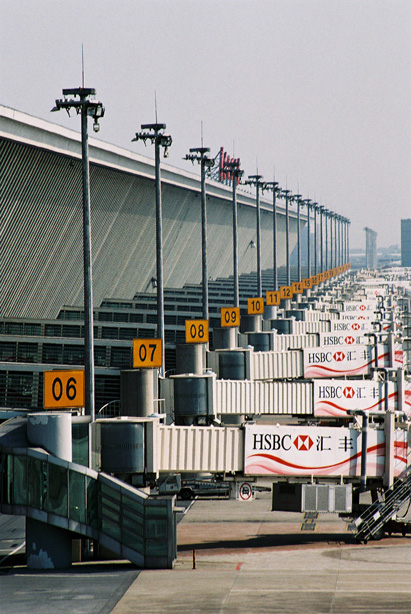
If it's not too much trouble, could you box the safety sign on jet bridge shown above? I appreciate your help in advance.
[244,424,409,478]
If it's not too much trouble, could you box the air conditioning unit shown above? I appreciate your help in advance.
[272,482,352,513]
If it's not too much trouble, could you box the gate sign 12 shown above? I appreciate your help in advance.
[133,339,162,368]
[43,370,85,409]
[185,319,209,343]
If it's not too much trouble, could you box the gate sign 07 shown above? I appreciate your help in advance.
[221,307,240,327]
[185,319,209,343]
[247,297,264,315]
[43,370,85,409]
[133,339,162,368]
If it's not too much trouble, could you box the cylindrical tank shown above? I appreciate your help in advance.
[286,310,305,321]
[218,350,246,380]
[270,318,292,334]
[240,315,262,333]
[27,412,72,462]
[247,332,270,352]
[120,369,154,417]
[264,306,278,320]
[173,374,210,425]
[213,327,237,350]
[100,420,144,473]
[176,343,204,375]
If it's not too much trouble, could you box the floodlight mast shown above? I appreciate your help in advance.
[184,147,214,319]
[292,195,302,282]
[313,203,319,276]
[51,87,105,421]
[132,123,172,377]
[245,175,264,296]
[222,160,244,306]
[279,190,291,285]
[261,181,280,291]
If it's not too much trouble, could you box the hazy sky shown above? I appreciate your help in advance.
[1,0,410,249]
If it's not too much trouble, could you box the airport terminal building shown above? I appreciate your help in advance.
[0,106,300,412]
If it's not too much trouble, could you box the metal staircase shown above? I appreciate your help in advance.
[354,468,411,542]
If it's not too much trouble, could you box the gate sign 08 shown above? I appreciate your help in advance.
[43,370,85,409]
[133,339,162,368]
[185,319,209,343]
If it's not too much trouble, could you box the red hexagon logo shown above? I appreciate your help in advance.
[343,386,355,398]
[360,304,366,311]
[352,323,360,330]
[293,435,314,451]
[345,336,355,344]
[333,351,345,362]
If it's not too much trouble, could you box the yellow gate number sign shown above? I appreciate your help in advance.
[221,307,240,327]
[133,339,162,368]
[185,319,209,343]
[247,297,264,315]
[280,286,293,300]
[292,282,303,294]
[266,290,280,306]
[43,370,85,409]
[302,278,312,290]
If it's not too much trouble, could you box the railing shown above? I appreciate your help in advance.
[0,445,176,568]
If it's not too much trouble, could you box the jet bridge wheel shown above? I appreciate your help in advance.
[179,487,195,500]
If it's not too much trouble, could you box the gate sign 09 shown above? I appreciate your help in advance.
[43,370,85,409]
[133,339,162,368]
[185,319,209,343]
[221,307,240,327]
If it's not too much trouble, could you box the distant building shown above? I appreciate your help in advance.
[401,219,411,267]
[364,227,377,269]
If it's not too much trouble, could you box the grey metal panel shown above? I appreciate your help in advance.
[1,108,302,319]
[271,334,319,351]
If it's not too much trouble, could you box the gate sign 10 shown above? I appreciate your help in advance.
[221,307,240,327]
[185,319,209,343]
[247,297,264,315]
[44,370,85,409]
[133,339,162,368]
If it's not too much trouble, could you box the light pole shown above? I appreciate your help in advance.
[304,199,312,279]
[245,175,264,296]
[324,208,329,272]
[262,181,280,291]
[222,160,243,306]
[132,123,172,377]
[279,189,292,285]
[184,147,214,319]
[293,195,302,282]
[330,211,334,269]
[318,206,324,274]
[313,203,319,276]
[51,87,104,421]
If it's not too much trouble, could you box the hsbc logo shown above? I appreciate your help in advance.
[345,336,355,344]
[343,387,355,398]
[333,351,345,362]
[360,305,366,311]
[352,323,360,330]
[293,435,313,451]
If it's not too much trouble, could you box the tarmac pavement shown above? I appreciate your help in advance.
[111,492,411,614]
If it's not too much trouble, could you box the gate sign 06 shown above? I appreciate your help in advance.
[43,370,85,409]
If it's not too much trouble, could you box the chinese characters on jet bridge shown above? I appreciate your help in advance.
[244,424,409,478]
[303,344,403,378]
[313,379,411,418]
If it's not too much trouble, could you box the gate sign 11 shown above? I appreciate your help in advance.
[43,370,85,409]
[133,339,162,368]
[221,307,240,327]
